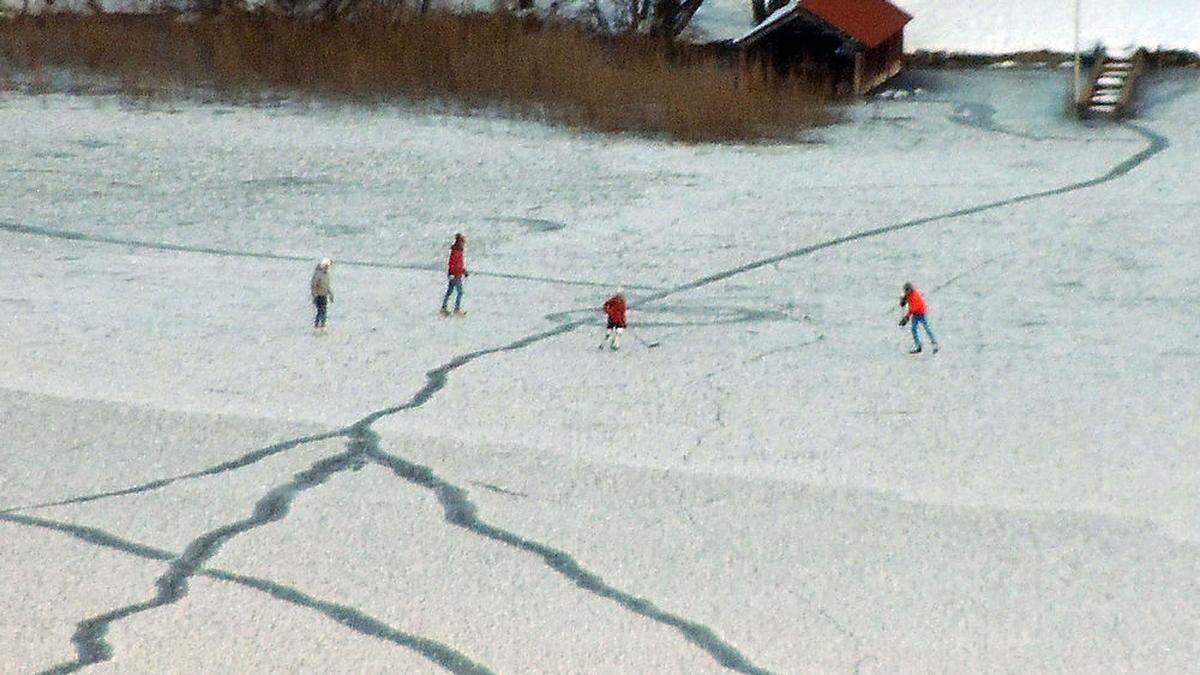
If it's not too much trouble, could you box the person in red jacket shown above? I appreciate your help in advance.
[440,233,468,316]
[899,282,938,354]
[600,289,627,350]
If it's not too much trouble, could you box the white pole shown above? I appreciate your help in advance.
[1073,0,1082,104]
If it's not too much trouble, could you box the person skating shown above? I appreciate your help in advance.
[311,258,333,330]
[440,233,468,316]
[600,289,627,350]
[899,281,938,354]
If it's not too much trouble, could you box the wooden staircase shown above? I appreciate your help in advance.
[1079,47,1145,120]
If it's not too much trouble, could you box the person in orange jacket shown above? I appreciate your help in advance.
[899,282,938,354]
[600,289,627,351]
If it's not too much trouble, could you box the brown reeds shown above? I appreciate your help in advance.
[0,10,833,140]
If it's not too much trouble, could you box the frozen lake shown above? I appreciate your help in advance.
[2,70,1199,673]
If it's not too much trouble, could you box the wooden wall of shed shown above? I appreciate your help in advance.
[859,32,904,93]
[748,21,856,96]
[730,20,906,97]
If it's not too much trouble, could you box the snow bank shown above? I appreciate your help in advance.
[691,0,1200,54]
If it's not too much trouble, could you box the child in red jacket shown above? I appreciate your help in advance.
[600,290,627,351]
[440,233,468,316]
[899,282,938,354]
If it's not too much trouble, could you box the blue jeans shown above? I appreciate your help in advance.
[911,313,937,348]
[442,276,464,311]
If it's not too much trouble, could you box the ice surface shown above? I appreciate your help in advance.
[3,69,1200,673]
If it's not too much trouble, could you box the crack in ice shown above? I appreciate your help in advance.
[31,448,366,674]
[0,222,657,291]
[6,120,1168,674]
[0,513,493,675]
[360,428,773,675]
[631,124,1167,309]
[0,430,345,515]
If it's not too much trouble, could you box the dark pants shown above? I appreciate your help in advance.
[314,295,328,328]
[442,275,464,312]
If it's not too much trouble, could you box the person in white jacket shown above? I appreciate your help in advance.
[310,258,333,329]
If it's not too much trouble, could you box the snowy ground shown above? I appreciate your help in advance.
[691,0,1200,54]
[2,69,1200,673]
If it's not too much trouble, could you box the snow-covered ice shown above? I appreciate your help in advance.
[2,69,1200,673]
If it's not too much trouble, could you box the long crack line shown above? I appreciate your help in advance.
[11,120,1168,674]
[5,122,1167,517]
[0,513,493,675]
[358,428,773,675]
[35,448,365,674]
[0,430,348,515]
[631,124,1167,309]
[0,222,656,291]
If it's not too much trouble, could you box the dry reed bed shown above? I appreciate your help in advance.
[0,11,832,140]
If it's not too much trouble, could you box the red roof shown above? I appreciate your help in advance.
[801,0,912,48]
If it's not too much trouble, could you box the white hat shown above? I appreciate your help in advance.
[319,258,332,269]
